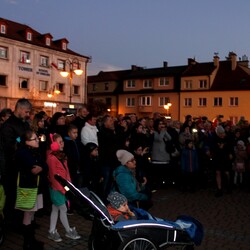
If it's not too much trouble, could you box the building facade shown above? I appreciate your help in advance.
[0,17,90,116]
[88,53,250,124]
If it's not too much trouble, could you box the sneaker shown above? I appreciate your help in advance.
[65,227,81,240]
[48,229,62,242]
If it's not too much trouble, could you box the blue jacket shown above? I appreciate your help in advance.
[113,165,147,202]
[181,148,199,173]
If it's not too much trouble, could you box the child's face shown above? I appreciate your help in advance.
[90,148,98,157]
[55,136,64,151]
[68,128,78,140]
[118,202,129,213]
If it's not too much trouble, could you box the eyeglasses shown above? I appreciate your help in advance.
[28,137,39,141]
[127,158,136,163]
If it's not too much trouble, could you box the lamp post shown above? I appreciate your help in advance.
[60,58,83,107]
[164,102,172,119]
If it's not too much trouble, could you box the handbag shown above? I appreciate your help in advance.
[16,172,40,210]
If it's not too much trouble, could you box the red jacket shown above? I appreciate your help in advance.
[47,151,71,194]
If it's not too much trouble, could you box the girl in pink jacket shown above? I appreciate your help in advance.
[47,133,81,242]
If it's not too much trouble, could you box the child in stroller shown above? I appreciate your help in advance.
[55,174,204,250]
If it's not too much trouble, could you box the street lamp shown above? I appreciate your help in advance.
[164,102,172,119]
[60,57,83,107]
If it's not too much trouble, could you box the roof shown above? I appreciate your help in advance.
[182,62,216,76]
[211,61,250,90]
[0,17,90,59]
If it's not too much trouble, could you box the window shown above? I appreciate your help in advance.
[126,80,135,88]
[159,78,169,86]
[0,46,7,59]
[199,80,207,89]
[39,80,48,91]
[40,56,49,67]
[143,79,153,88]
[62,42,67,50]
[0,24,6,34]
[57,83,64,93]
[104,82,109,91]
[73,85,80,95]
[106,97,112,108]
[184,80,192,89]
[140,96,151,106]
[229,97,238,106]
[20,51,30,64]
[19,77,29,89]
[92,84,97,91]
[57,60,65,70]
[214,97,222,107]
[184,98,192,107]
[229,116,238,125]
[27,32,32,41]
[126,97,135,107]
[46,37,51,46]
[0,75,7,86]
[159,97,170,106]
[199,98,207,106]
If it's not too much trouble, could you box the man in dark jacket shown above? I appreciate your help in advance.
[98,115,120,201]
[0,98,32,223]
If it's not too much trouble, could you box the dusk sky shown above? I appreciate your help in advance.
[1,0,250,75]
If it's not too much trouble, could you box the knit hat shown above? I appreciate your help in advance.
[107,192,127,209]
[237,140,246,149]
[116,149,134,165]
[215,125,225,135]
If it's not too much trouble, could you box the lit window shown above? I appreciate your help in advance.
[159,78,169,86]
[40,56,49,67]
[62,42,67,50]
[229,97,238,106]
[184,98,192,107]
[57,83,64,93]
[73,85,80,95]
[127,80,135,88]
[199,80,207,89]
[126,97,135,107]
[39,80,48,91]
[140,96,151,106]
[214,97,222,107]
[184,80,192,89]
[143,79,153,88]
[0,46,8,59]
[159,97,170,106]
[0,24,6,34]
[19,77,29,89]
[0,75,7,86]
[199,98,207,106]
[20,51,31,64]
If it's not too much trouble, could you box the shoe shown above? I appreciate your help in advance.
[65,227,81,240]
[48,229,62,242]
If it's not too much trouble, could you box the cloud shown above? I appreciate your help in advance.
[5,0,18,4]
[88,61,124,76]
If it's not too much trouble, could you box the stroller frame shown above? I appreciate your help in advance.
[55,174,203,250]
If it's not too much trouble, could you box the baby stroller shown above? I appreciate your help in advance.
[55,174,204,250]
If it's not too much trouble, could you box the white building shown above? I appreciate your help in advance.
[0,17,90,115]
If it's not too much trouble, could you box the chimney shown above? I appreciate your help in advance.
[188,58,196,65]
[163,61,168,68]
[213,55,220,67]
[227,52,237,70]
[131,65,137,71]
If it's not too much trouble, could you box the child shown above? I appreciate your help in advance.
[180,139,199,192]
[47,133,81,242]
[233,140,247,185]
[107,192,136,222]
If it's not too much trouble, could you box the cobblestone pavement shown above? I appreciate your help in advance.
[1,185,250,249]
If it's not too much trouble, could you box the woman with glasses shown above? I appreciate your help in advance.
[113,149,152,210]
[15,129,46,250]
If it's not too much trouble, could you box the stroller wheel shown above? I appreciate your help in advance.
[118,236,158,250]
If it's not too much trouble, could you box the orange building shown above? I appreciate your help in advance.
[88,52,250,124]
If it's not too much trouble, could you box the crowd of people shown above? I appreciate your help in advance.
[1,98,250,249]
